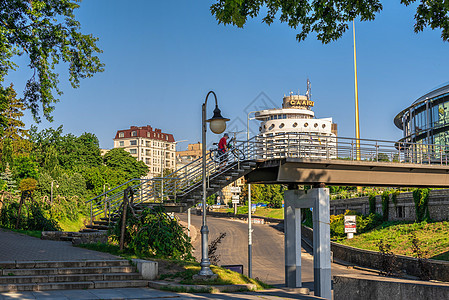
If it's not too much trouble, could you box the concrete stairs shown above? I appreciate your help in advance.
[0,259,148,292]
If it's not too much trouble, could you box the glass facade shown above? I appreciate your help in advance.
[397,93,449,146]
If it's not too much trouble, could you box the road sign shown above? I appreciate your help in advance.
[232,195,240,200]
[230,187,241,193]
[232,199,239,204]
[344,215,357,233]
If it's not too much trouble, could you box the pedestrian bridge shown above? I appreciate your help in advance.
[86,132,449,299]
[87,132,449,220]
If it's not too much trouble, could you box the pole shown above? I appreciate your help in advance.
[50,181,53,204]
[353,20,362,194]
[187,208,191,237]
[353,19,361,160]
[246,111,254,278]
[248,183,252,278]
[199,97,213,276]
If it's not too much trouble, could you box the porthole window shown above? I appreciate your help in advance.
[259,126,262,132]
[304,123,308,127]
[279,123,285,128]
[293,122,298,128]
[322,124,326,128]
[269,124,275,130]
[314,123,318,128]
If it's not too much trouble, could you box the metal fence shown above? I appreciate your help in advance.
[86,132,449,223]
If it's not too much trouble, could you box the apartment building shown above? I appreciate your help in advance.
[113,125,176,178]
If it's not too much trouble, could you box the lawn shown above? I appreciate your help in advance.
[217,206,284,219]
[336,220,449,260]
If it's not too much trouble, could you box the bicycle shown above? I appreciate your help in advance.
[209,138,245,164]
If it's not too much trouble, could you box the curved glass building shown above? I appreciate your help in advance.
[394,82,449,146]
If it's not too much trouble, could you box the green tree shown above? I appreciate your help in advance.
[0,84,28,140]
[210,1,449,44]
[13,156,39,180]
[0,163,16,192]
[103,148,149,180]
[0,0,104,121]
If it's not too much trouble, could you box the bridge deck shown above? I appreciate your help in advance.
[246,158,449,187]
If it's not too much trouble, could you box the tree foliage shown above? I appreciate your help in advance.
[210,1,449,44]
[0,0,104,121]
[0,84,27,138]
[103,148,149,180]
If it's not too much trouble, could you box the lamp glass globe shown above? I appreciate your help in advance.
[209,120,226,134]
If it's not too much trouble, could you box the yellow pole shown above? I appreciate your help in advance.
[353,20,361,160]
[353,20,362,194]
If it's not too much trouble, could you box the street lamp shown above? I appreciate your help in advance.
[50,180,59,204]
[246,110,257,278]
[199,91,229,277]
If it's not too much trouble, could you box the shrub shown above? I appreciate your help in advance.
[110,206,194,260]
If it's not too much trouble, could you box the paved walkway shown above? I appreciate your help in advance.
[0,229,323,299]
[0,229,117,261]
[0,288,322,299]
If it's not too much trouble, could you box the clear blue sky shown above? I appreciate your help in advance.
[8,1,449,149]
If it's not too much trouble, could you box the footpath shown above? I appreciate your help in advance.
[0,229,322,300]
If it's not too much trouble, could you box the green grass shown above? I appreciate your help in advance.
[219,206,284,219]
[58,216,88,232]
[336,220,449,260]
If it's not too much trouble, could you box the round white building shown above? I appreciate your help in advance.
[255,92,337,159]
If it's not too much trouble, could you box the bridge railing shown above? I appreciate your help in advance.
[86,132,449,223]
[245,132,449,164]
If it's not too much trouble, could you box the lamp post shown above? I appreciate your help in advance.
[199,91,229,277]
[246,110,257,278]
[50,180,59,204]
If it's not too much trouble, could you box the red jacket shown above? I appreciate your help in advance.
[218,137,227,153]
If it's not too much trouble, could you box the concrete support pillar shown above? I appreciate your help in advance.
[312,188,331,300]
[284,190,305,288]
[283,188,331,300]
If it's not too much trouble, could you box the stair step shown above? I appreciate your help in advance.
[2,266,135,276]
[0,260,131,270]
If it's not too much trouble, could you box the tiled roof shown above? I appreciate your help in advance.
[114,125,175,142]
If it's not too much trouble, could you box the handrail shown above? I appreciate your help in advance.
[86,132,449,224]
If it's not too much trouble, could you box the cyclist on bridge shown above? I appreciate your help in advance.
[218,133,229,169]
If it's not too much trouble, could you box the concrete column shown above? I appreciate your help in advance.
[312,188,331,300]
[284,190,304,288]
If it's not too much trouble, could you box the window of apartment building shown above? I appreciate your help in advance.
[131,131,137,137]
[166,136,168,140]
[146,141,151,147]
[119,132,124,138]
[141,149,144,154]
[130,149,137,154]
[130,140,137,145]
[146,158,150,164]
[119,141,124,147]
[147,132,151,138]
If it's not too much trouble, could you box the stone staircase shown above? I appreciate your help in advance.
[0,259,148,292]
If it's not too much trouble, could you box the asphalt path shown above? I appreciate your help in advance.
[178,213,374,291]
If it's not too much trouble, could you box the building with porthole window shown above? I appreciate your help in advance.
[394,83,449,155]
[255,85,337,158]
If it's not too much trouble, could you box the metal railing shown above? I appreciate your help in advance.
[86,132,449,223]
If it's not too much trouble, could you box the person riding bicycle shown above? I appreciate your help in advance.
[218,133,229,169]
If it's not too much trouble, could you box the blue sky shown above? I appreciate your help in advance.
[8,1,449,149]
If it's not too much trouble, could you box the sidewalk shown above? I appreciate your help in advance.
[0,229,323,299]
[0,287,323,299]
[0,229,116,261]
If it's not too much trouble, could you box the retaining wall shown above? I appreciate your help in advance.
[331,189,449,221]
[333,274,449,300]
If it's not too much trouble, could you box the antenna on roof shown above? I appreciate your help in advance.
[306,78,312,100]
